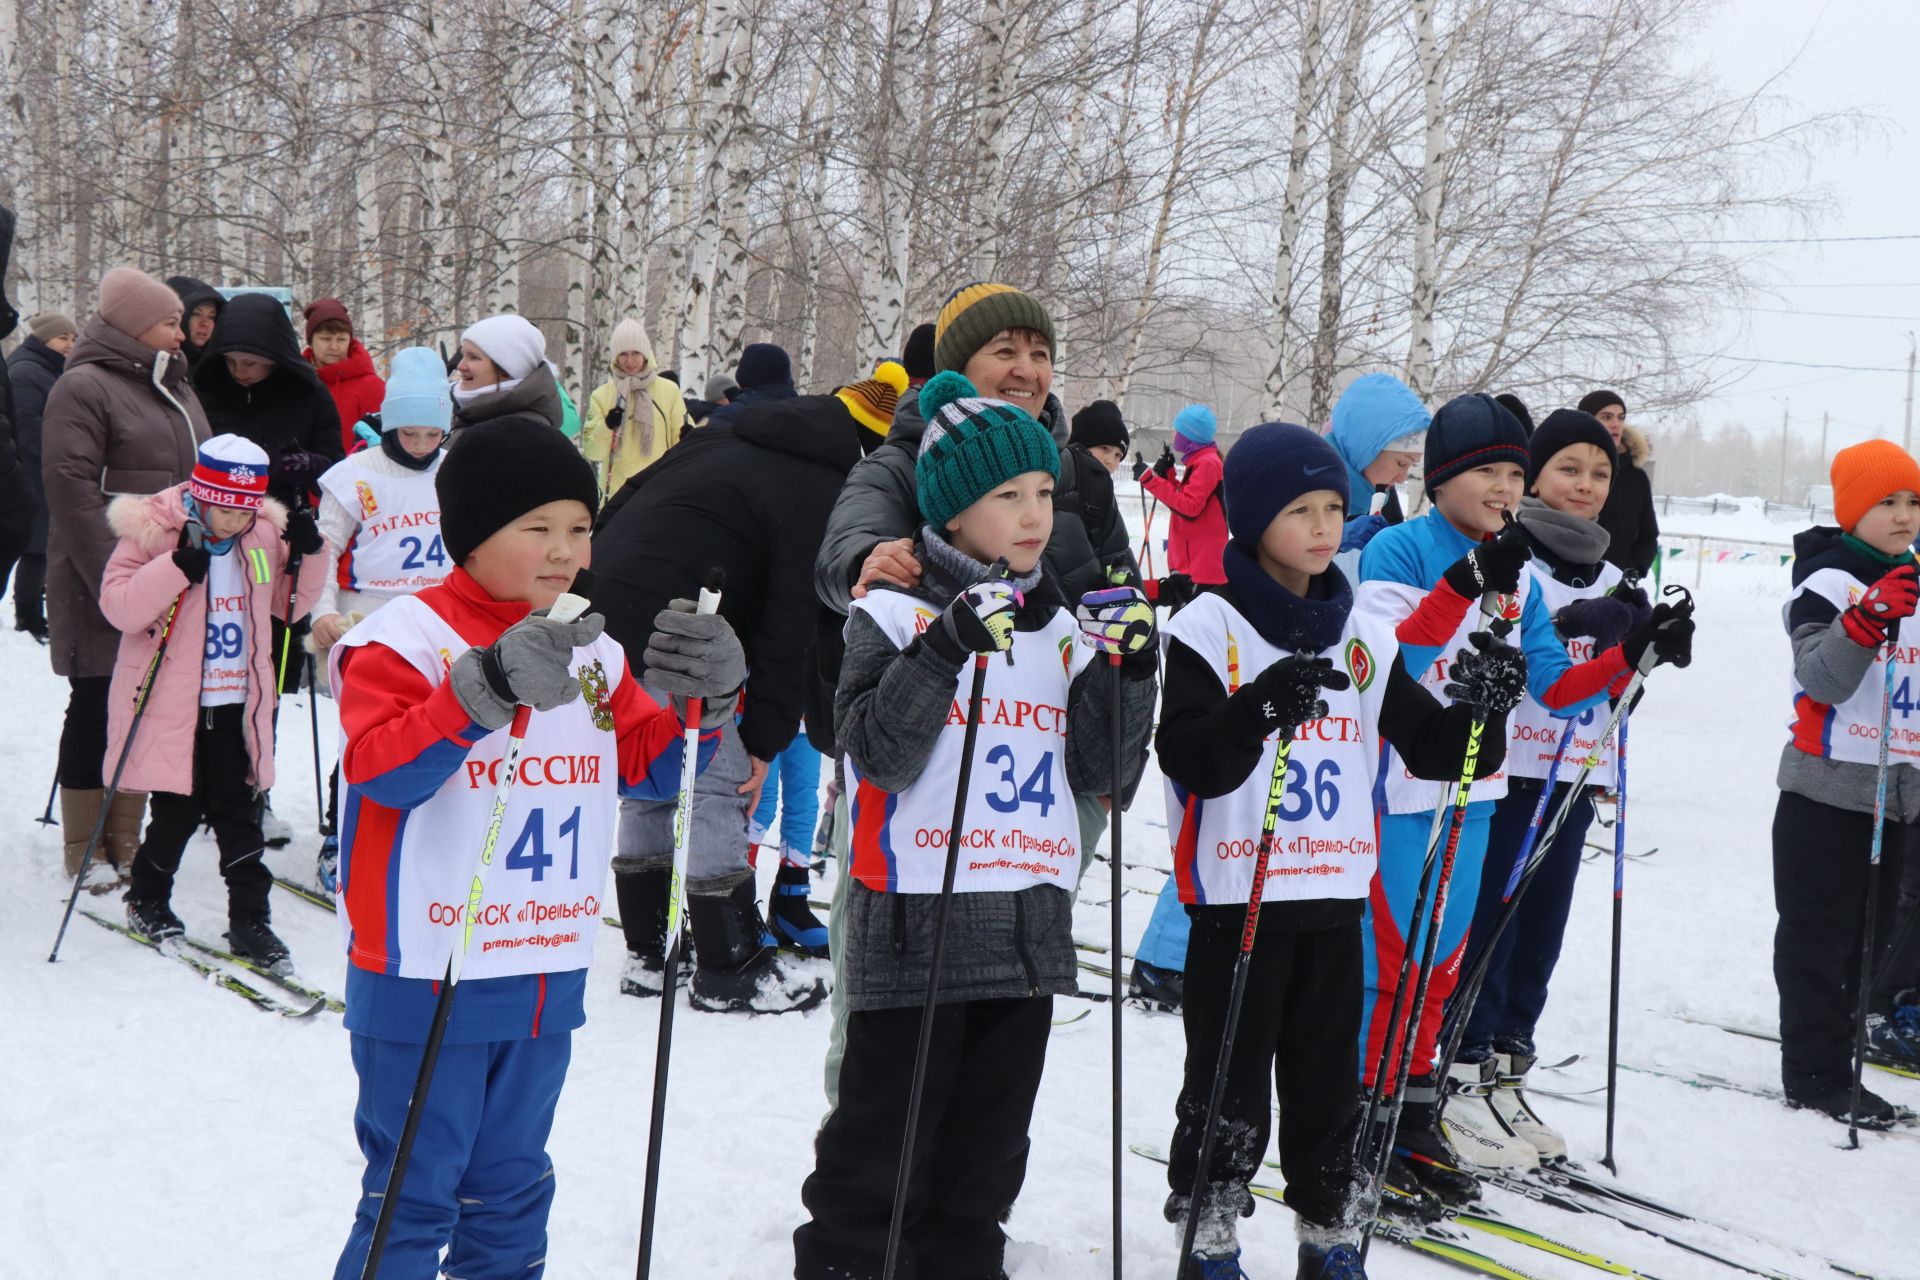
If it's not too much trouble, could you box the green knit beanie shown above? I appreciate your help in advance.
[916,371,1060,532]
[933,282,1055,373]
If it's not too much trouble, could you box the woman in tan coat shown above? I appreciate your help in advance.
[40,267,210,887]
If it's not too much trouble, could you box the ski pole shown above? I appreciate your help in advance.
[1434,670,1646,1081]
[1107,652,1125,1280]
[49,522,203,963]
[1175,728,1295,1279]
[1358,602,1512,1264]
[636,568,726,1280]
[1601,709,1631,1173]
[359,589,592,1280]
[881,650,994,1280]
[307,649,330,834]
[36,768,58,825]
[1847,632,1897,1151]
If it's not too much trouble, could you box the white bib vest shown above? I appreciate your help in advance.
[331,595,626,980]
[200,547,253,707]
[319,452,448,599]
[1786,567,1920,770]
[843,589,1091,895]
[1354,573,1531,813]
[1505,561,1623,781]
[1160,591,1391,906]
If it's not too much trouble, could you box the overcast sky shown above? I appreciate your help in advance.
[1680,0,1920,457]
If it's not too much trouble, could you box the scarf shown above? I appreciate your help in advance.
[1515,497,1611,566]
[918,526,1047,598]
[183,493,249,555]
[381,431,440,472]
[1221,539,1352,654]
[611,370,657,456]
[1842,532,1920,570]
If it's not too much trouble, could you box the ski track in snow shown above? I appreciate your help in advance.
[5,544,1916,1278]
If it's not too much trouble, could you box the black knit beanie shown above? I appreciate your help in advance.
[439,419,600,563]
[902,323,937,383]
[1528,408,1617,483]
[1577,388,1625,417]
[1424,393,1531,492]
[1069,399,1129,452]
[1495,393,1534,438]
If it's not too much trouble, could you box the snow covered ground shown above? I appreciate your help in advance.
[7,516,1917,1279]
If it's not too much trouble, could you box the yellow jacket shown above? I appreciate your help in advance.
[582,376,690,498]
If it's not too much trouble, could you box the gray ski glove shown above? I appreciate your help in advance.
[450,609,607,731]
[644,599,746,728]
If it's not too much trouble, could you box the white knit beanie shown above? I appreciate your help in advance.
[608,317,653,366]
[460,314,547,381]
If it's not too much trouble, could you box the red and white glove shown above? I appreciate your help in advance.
[1842,564,1918,648]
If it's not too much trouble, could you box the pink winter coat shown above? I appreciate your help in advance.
[99,486,326,796]
[1140,443,1228,584]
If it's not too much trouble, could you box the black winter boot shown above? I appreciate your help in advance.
[226,915,292,975]
[124,892,185,943]
[615,869,688,998]
[1381,1076,1481,1206]
[688,880,825,1014]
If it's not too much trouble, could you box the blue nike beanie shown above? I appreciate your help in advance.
[1424,393,1530,492]
[1223,421,1351,549]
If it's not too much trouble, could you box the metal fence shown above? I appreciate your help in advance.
[1655,494,1833,524]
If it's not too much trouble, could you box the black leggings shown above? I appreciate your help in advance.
[58,676,112,790]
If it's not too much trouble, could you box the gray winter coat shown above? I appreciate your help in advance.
[42,320,209,677]
[1778,615,1920,822]
[813,392,1134,616]
[833,560,1157,1012]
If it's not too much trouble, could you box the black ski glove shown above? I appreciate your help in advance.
[921,579,1023,664]
[172,545,210,585]
[1152,445,1177,479]
[1444,632,1528,715]
[284,509,325,557]
[605,402,626,432]
[1441,518,1532,601]
[1130,452,1150,483]
[1620,601,1695,671]
[1223,654,1352,745]
[1150,572,1199,612]
[271,448,332,491]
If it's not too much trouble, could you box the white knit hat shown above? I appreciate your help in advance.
[460,314,547,381]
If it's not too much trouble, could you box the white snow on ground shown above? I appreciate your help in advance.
[6,515,1917,1278]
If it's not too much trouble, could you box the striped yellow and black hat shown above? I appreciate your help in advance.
[933,283,1055,374]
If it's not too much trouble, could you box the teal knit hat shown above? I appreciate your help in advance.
[916,370,1060,532]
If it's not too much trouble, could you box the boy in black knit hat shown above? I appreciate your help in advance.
[1158,421,1522,1280]
[330,419,745,1278]
[794,370,1158,1280]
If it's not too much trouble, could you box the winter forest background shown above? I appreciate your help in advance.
[0,0,1882,496]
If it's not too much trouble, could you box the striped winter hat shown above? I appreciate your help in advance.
[189,434,271,510]
[933,283,1055,373]
[836,360,910,442]
[915,371,1059,532]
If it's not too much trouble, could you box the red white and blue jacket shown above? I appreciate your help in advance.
[332,567,717,1043]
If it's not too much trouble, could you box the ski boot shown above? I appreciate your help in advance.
[1867,1009,1920,1066]
[1127,959,1186,1013]
[1298,1241,1367,1280]
[688,881,826,1014]
[1377,1155,1449,1223]
[767,860,830,958]
[1787,1084,1914,1130]
[1384,1077,1482,1206]
[1489,1049,1566,1161]
[226,915,293,976]
[1440,1056,1539,1170]
[316,833,340,895]
[124,893,185,944]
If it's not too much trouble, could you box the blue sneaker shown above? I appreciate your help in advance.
[1297,1242,1367,1280]
[766,863,829,958]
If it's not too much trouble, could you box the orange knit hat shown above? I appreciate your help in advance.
[1832,439,1920,532]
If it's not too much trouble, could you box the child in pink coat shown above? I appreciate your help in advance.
[100,433,327,971]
